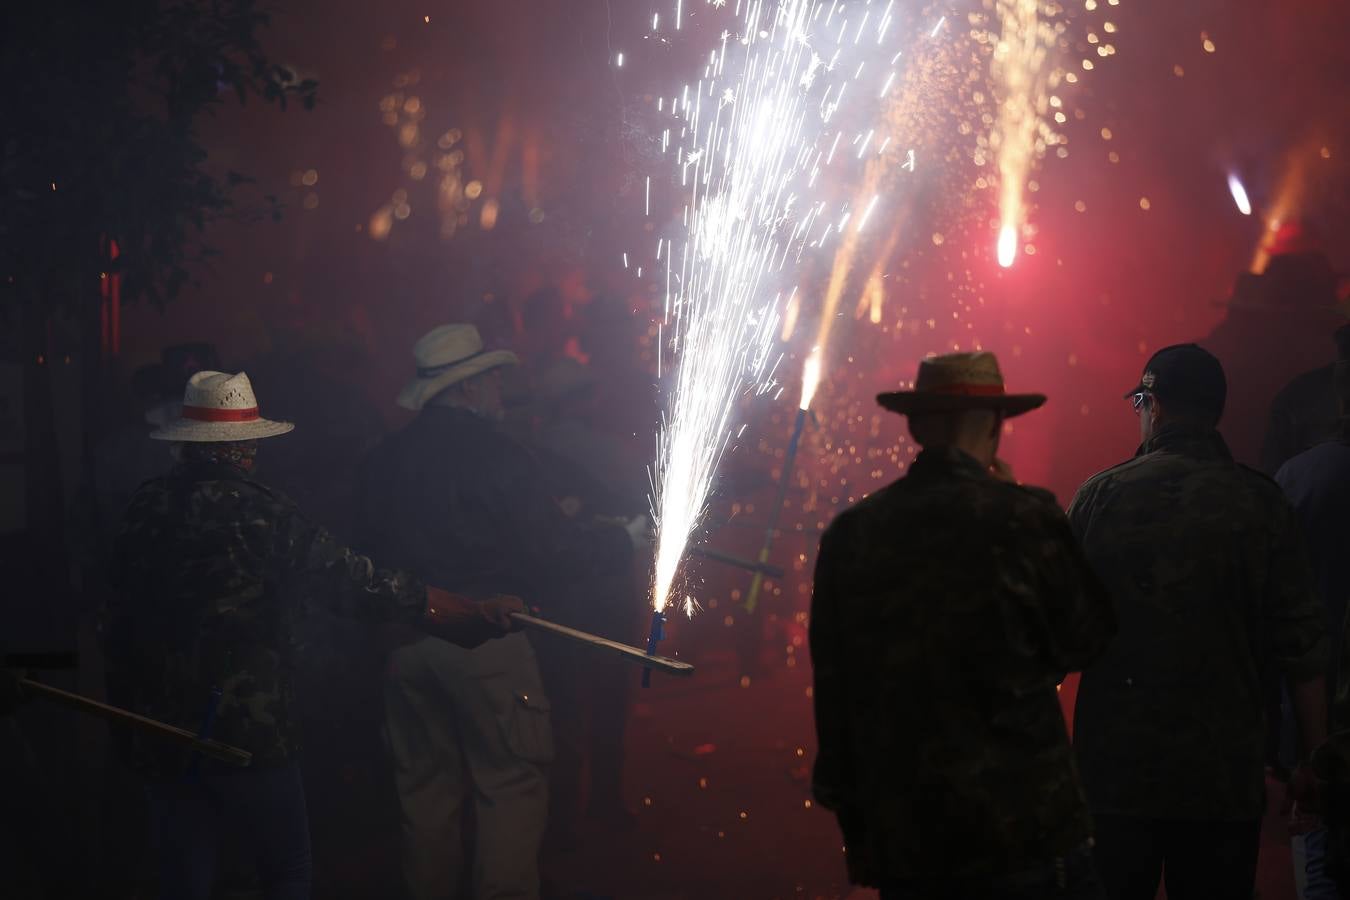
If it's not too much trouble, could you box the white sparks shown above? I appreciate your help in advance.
[617,52,625,67]
[648,0,855,614]
[857,194,880,232]
[929,15,946,38]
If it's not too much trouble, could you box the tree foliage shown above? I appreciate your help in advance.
[0,0,317,315]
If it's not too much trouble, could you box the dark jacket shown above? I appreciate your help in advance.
[1069,424,1327,820]
[1277,430,1350,726]
[1261,363,1337,475]
[108,460,428,772]
[356,405,631,605]
[809,447,1115,887]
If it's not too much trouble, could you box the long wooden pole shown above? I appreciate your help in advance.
[19,678,253,767]
[509,613,694,677]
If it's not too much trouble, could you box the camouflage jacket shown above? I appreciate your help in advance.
[810,447,1115,887]
[107,460,428,772]
[1069,424,1327,820]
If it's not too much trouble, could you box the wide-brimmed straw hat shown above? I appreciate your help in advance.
[397,324,520,411]
[877,352,1046,418]
[150,371,295,442]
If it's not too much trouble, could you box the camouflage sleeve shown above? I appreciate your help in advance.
[809,518,852,812]
[1265,495,1328,684]
[271,498,427,625]
[1030,504,1116,675]
[1065,479,1096,542]
[1004,495,1116,678]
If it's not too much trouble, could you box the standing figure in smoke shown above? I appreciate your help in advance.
[1200,234,1344,470]
[1276,324,1350,898]
[357,324,637,900]
[809,352,1116,900]
[1068,345,1328,900]
[108,371,523,900]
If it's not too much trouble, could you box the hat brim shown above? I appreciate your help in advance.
[876,392,1047,418]
[149,418,295,442]
[397,350,520,411]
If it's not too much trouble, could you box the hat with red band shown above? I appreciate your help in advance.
[877,352,1046,418]
[150,371,294,442]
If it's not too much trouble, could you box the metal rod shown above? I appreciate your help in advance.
[509,613,694,677]
[19,678,253,767]
[688,546,786,578]
[744,406,807,613]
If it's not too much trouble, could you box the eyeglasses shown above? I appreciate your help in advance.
[1130,391,1153,414]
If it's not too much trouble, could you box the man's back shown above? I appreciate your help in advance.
[810,447,1113,883]
[1069,424,1326,820]
[358,405,630,605]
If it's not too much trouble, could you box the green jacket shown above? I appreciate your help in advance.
[1069,423,1327,820]
[108,460,427,772]
[810,446,1115,886]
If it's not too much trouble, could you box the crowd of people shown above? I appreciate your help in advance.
[3,244,1350,900]
[2,298,657,899]
[810,247,1350,900]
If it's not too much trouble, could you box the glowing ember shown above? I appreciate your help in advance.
[990,0,1057,270]
[997,223,1019,268]
[1226,172,1252,216]
[799,347,822,411]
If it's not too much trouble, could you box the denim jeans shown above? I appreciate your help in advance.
[145,761,312,900]
[880,842,1105,900]
[1295,828,1341,900]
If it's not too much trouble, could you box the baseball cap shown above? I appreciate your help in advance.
[1125,344,1226,419]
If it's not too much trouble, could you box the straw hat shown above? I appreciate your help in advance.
[397,324,520,411]
[150,371,295,442]
[877,352,1046,417]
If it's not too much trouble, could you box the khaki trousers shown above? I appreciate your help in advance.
[384,633,552,900]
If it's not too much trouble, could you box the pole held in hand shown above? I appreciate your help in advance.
[508,612,693,678]
[19,678,253,767]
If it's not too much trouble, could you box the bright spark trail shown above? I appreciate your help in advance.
[991,0,1056,268]
[646,0,892,619]
[1227,171,1252,216]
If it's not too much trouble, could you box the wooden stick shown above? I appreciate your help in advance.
[509,613,695,677]
[20,678,253,767]
[688,546,786,579]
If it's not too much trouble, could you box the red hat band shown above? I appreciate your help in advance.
[181,405,261,423]
[923,382,1007,397]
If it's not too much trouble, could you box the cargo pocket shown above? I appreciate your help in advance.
[503,688,554,765]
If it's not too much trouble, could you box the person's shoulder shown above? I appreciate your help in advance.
[821,480,899,537]
[1076,455,1149,494]
[195,473,296,516]
[1230,460,1293,505]
[997,481,1068,521]
[1274,363,1334,402]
